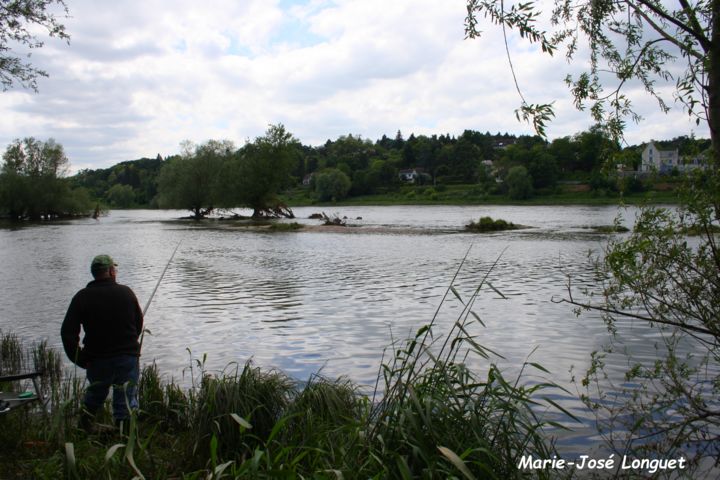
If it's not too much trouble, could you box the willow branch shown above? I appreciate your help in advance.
[555,296,716,337]
[629,0,705,60]
[632,0,710,51]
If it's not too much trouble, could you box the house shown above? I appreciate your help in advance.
[640,141,710,174]
[640,142,679,173]
[682,151,710,171]
[398,168,429,183]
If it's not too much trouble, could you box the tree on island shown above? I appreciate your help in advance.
[224,124,299,218]
[156,140,231,219]
[156,125,299,219]
[0,137,92,219]
[467,0,719,473]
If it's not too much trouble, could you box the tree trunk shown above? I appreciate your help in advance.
[709,0,720,163]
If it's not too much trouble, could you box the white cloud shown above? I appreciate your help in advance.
[0,0,710,171]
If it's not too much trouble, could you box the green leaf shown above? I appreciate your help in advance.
[450,285,465,304]
[486,281,507,299]
[396,456,413,480]
[104,443,125,462]
[542,397,581,423]
[438,446,477,480]
[528,362,550,374]
[470,310,486,327]
[230,413,252,430]
[64,442,76,472]
[214,460,235,477]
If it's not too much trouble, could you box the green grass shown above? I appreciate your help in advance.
[0,259,572,478]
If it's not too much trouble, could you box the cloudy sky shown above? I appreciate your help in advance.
[0,0,709,171]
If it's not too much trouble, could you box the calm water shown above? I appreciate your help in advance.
[0,205,667,456]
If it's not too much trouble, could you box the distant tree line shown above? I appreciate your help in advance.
[1,127,711,220]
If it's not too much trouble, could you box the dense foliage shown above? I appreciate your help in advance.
[73,156,164,208]
[565,160,720,476]
[224,124,301,217]
[69,128,712,210]
[154,125,301,219]
[156,140,231,219]
[465,216,521,232]
[0,137,92,220]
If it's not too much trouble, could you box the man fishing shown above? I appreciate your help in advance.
[61,254,143,432]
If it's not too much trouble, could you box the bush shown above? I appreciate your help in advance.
[314,168,351,202]
[465,216,521,232]
[505,166,533,200]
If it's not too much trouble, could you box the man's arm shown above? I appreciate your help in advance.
[130,289,144,341]
[61,296,87,368]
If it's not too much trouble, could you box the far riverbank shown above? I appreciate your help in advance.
[281,182,680,207]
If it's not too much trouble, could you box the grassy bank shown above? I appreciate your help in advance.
[0,264,571,479]
[282,183,680,207]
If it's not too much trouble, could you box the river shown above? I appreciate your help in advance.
[0,205,668,457]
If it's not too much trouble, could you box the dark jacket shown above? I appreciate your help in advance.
[61,277,143,368]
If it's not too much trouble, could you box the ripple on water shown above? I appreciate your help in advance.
[0,206,702,460]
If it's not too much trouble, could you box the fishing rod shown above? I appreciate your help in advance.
[139,239,182,348]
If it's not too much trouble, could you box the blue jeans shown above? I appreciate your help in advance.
[84,355,139,421]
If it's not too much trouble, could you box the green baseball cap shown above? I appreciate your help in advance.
[90,254,117,272]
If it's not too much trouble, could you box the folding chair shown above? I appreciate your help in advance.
[0,371,47,414]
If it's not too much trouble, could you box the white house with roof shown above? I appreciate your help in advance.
[640,141,710,174]
[640,142,679,173]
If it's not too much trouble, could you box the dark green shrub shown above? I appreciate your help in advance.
[465,216,520,232]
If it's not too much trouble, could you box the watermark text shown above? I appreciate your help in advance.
[519,454,687,474]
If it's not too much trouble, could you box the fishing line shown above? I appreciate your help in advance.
[140,239,182,348]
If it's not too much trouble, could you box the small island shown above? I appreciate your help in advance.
[465,216,523,232]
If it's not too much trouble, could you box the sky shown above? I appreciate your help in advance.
[0,0,710,172]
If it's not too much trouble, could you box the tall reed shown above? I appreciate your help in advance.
[362,250,565,479]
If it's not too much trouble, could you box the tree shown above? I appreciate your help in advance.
[314,168,351,202]
[504,165,533,199]
[573,126,620,172]
[227,124,298,218]
[322,134,374,172]
[2,137,68,177]
[106,184,135,208]
[548,136,576,174]
[0,137,90,219]
[368,158,398,189]
[0,0,70,91]
[156,140,231,219]
[465,0,719,149]
[71,157,163,207]
[566,167,720,474]
[448,137,482,183]
[467,0,720,472]
[526,146,559,190]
